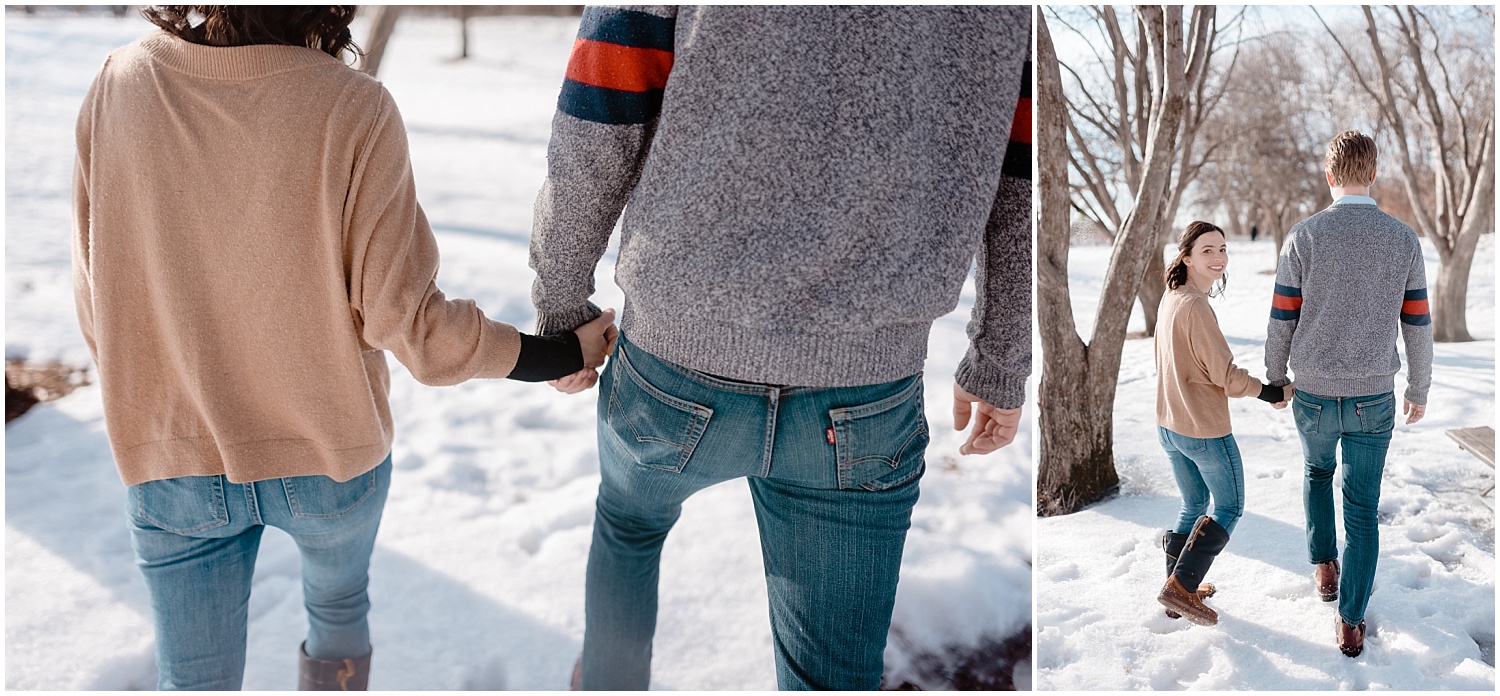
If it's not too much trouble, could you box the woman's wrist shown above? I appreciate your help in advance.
[1255,382,1286,403]
[507,331,585,382]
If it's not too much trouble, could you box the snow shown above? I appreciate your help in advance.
[1037,231,1497,689]
[4,14,1033,690]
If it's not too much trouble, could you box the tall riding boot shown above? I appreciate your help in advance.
[1158,516,1230,626]
[1161,531,1217,619]
[299,642,371,691]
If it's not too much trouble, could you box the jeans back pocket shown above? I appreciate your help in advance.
[281,460,383,519]
[1356,393,1396,435]
[605,348,714,473]
[1293,393,1323,436]
[829,377,928,491]
[130,475,231,535]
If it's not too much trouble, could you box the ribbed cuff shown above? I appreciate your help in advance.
[535,301,601,336]
[954,349,1027,410]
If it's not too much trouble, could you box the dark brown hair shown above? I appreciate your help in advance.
[1324,130,1377,187]
[1164,221,1227,297]
[142,6,361,62]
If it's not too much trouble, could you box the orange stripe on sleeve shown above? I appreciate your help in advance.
[1009,98,1031,145]
[1402,299,1429,315]
[1271,294,1303,311]
[565,38,673,93]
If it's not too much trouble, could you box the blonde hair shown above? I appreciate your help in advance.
[1324,131,1377,187]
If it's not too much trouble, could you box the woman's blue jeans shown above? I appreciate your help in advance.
[1294,390,1394,626]
[581,333,926,691]
[125,456,391,690]
[1157,427,1245,536]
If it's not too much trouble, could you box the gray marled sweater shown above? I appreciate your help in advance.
[529,5,1032,408]
[1265,199,1434,404]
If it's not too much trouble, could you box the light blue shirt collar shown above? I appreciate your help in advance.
[1332,194,1377,207]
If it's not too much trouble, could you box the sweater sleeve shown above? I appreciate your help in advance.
[71,70,102,360]
[1264,229,1303,387]
[955,58,1033,410]
[529,5,678,335]
[344,89,521,386]
[1399,240,1433,404]
[1187,298,1261,399]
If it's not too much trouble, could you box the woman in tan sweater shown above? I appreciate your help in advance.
[71,6,613,690]
[1152,221,1290,627]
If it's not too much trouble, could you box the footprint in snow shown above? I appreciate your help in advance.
[461,655,507,690]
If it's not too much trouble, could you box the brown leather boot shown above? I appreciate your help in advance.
[1315,560,1339,602]
[298,642,371,691]
[1337,617,1366,657]
[1158,575,1218,626]
[1161,531,1216,619]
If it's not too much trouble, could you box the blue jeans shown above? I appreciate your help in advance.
[1294,390,1394,626]
[126,456,392,690]
[1157,427,1245,536]
[581,333,925,691]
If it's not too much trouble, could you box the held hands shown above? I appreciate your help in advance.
[548,308,619,395]
[1272,381,1295,410]
[953,383,1022,455]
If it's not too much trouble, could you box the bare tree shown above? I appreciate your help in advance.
[1316,5,1495,342]
[360,5,403,77]
[1194,32,1330,257]
[1051,6,1240,336]
[1037,6,1222,515]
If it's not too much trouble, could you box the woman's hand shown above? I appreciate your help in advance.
[574,308,619,368]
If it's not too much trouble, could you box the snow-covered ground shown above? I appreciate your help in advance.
[1036,230,1497,689]
[5,14,1033,691]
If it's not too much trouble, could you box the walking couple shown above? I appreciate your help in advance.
[70,5,1032,691]
[1151,131,1433,658]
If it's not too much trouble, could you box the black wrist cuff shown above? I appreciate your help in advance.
[508,331,584,382]
[1256,383,1285,403]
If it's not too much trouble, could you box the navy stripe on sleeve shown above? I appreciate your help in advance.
[1270,308,1300,321]
[1274,283,1302,298]
[578,8,675,51]
[1404,287,1427,301]
[559,79,665,125]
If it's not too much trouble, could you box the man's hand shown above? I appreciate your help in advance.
[549,368,598,394]
[953,384,1021,455]
[1403,399,1426,424]
[574,308,619,369]
[1272,381,1295,410]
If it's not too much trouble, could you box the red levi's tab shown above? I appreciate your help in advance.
[826,428,836,445]
[565,38,673,93]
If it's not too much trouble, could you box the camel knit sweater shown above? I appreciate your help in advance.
[1155,286,1266,439]
[72,32,521,486]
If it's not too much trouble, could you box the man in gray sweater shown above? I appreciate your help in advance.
[1265,130,1433,659]
[527,5,1031,690]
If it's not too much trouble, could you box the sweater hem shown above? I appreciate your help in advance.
[1291,374,1396,400]
[620,305,930,387]
[114,436,392,487]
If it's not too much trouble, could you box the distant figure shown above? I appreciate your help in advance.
[1250,224,1259,242]
[1265,130,1432,658]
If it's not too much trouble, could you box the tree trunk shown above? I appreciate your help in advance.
[1137,239,1166,336]
[1037,13,1122,515]
[1432,231,1479,342]
[1038,356,1120,515]
[361,5,402,77]
[458,5,472,59]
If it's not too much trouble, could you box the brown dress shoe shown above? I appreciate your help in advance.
[1158,576,1218,626]
[1164,583,1217,619]
[1337,617,1366,657]
[1315,560,1339,602]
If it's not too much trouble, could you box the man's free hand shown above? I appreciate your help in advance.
[1403,399,1426,424]
[953,383,1021,455]
[549,368,598,394]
